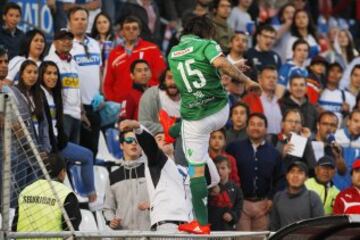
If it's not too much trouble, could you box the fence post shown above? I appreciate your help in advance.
[1,93,11,240]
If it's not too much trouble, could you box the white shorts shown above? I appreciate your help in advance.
[181,104,229,165]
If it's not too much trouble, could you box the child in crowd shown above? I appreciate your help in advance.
[209,129,240,186]
[225,102,249,144]
[209,156,243,231]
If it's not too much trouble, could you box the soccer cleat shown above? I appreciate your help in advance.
[178,220,211,234]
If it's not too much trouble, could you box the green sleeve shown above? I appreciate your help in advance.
[204,41,223,63]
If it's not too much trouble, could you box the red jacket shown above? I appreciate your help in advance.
[333,186,360,214]
[242,92,264,114]
[121,85,146,120]
[103,38,166,102]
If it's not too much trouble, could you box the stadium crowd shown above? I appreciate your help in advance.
[1,0,360,234]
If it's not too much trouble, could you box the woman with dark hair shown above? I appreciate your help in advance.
[271,3,296,63]
[285,9,320,61]
[1,60,50,207]
[323,29,358,69]
[6,29,46,83]
[39,60,97,202]
[90,12,115,64]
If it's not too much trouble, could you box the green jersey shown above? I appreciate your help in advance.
[168,34,228,120]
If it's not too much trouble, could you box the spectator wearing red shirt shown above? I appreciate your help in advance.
[103,15,166,103]
[122,59,152,120]
[333,159,360,214]
[209,128,240,186]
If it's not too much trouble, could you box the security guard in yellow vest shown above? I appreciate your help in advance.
[305,156,340,215]
[13,153,81,233]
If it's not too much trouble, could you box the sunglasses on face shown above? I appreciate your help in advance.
[122,137,137,144]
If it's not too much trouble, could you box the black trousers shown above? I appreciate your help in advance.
[80,104,101,160]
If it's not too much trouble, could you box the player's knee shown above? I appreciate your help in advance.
[188,164,205,178]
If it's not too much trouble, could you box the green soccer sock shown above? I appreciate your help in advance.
[190,176,208,225]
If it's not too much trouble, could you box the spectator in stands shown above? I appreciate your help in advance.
[243,65,282,134]
[90,12,115,66]
[12,153,82,232]
[333,159,360,214]
[226,32,248,64]
[68,6,102,157]
[226,113,285,231]
[270,161,324,230]
[277,39,309,98]
[61,0,101,33]
[245,25,281,72]
[340,58,360,90]
[344,64,360,98]
[117,0,161,46]
[0,2,24,60]
[318,63,355,126]
[228,0,253,34]
[103,129,151,230]
[312,111,346,174]
[323,29,358,70]
[225,102,249,144]
[39,61,97,203]
[272,3,296,63]
[45,29,82,144]
[279,75,318,132]
[182,0,211,24]
[14,60,52,153]
[103,15,166,103]
[305,156,340,215]
[269,109,316,175]
[285,9,320,61]
[334,110,360,190]
[209,156,243,231]
[138,68,180,136]
[226,32,257,81]
[211,0,234,54]
[122,59,152,120]
[306,56,328,104]
[6,29,46,84]
[209,129,240,186]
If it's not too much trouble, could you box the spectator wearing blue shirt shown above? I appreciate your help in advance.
[226,112,285,231]
[244,25,282,72]
[277,39,309,98]
[0,2,24,60]
[334,110,360,190]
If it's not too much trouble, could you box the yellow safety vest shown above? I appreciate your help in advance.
[17,179,72,236]
[305,178,340,215]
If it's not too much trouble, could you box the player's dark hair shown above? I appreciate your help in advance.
[130,59,149,73]
[182,15,215,39]
[67,6,89,20]
[292,38,310,51]
[3,2,21,16]
[247,112,268,128]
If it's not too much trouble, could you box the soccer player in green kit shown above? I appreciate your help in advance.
[168,15,260,234]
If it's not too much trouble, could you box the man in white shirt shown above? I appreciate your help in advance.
[68,6,102,157]
[45,29,82,144]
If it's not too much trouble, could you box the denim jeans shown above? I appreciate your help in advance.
[63,114,81,144]
[60,142,95,196]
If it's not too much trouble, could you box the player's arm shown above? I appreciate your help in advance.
[212,56,260,90]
